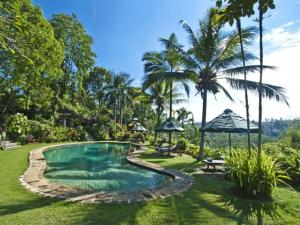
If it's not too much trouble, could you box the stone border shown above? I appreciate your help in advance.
[20,142,192,203]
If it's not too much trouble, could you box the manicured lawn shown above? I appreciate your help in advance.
[0,144,299,225]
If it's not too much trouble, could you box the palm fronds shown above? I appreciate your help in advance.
[222,65,276,76]
[226,78,289,106]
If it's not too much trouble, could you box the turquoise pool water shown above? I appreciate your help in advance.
[43,143,170,192]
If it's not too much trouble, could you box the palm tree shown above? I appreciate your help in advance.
[145,82,188,144]
[179,8,242,160]
[147,83,167,143]
[215,2,253,150]
[215,0,277,167]
[237,19,253,151]
[178,8,287,160]
[142,33,195,144]
[176,107,193,127]
[257,0,265,162]
[106,72,134,126]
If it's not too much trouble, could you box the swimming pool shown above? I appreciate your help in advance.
[43,143,171,192]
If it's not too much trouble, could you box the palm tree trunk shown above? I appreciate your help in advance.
[114,101,117,126]
[123,98,127,125]
[258,2,264,164]
[236,18,251,152]
[198,88,207,161]
[169,80,173,145]
[118,95,121,124]
[120,104,123,126]
[154,107,161,144]
[98,98,101,125]
[120,104,122,125]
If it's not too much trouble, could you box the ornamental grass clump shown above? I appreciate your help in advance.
[226,149,289,197]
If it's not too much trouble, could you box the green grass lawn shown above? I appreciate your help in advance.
[0,144,299,225]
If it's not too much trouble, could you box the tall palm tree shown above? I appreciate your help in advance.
[106,72,133,126]
[147,83,167,143]
[178,8,287,160]
[236,19,253,151]
[142,33,195,144]
[146,82,188,144]
[215,2,253,150]
[215,0,277,166]
[257,0,264,162]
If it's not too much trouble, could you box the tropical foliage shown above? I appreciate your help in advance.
[226,149,289,197]
[0,0,156,143]
[142,33,194,144]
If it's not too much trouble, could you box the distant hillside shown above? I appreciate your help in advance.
[262,118,298,139]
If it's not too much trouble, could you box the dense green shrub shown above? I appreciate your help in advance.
[121,131,131,141]
[185,144,199,158]
[115,130,125,140]
[108,123,127,140]
[7,113,29,143]
[45,126,86,142]
[226,149,289,197]
[264,143,300,185]
[289,129,300,149]
[99,130,110,140]
[176,138,188,150]
[85,124,99,139]
[7,114,86,143]
[75,126,86,141]
[146,135,155,145]
[28,120,51,141]
[85,124,109,140]
[204,147,226,159]
[184,144,225,159]
[131,132,145,143]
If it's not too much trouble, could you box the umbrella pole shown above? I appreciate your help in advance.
[228,132,232,149]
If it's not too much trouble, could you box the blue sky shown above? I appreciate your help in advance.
[33,0,300,121]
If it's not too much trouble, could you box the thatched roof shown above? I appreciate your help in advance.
[202,109,259,133]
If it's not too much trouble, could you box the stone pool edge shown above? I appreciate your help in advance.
[19,142,192,204]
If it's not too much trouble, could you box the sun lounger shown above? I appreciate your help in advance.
[203,159,225,170]
[155,146,175,155]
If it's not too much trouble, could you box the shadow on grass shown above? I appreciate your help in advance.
[148,174,241,224]
[201,168,225,173]
[3,174,282,225]
[219,188,280,225]
[68,202,147,225]
[69,174,240,225]
[0,197,59,216]
[139,152,176,159]
[0,195,147,225]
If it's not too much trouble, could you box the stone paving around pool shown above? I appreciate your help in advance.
[20,143,192,203]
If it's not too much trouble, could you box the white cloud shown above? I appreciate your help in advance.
[264,22,300,49]
[281,21,295,28]
[182,22,300,122]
